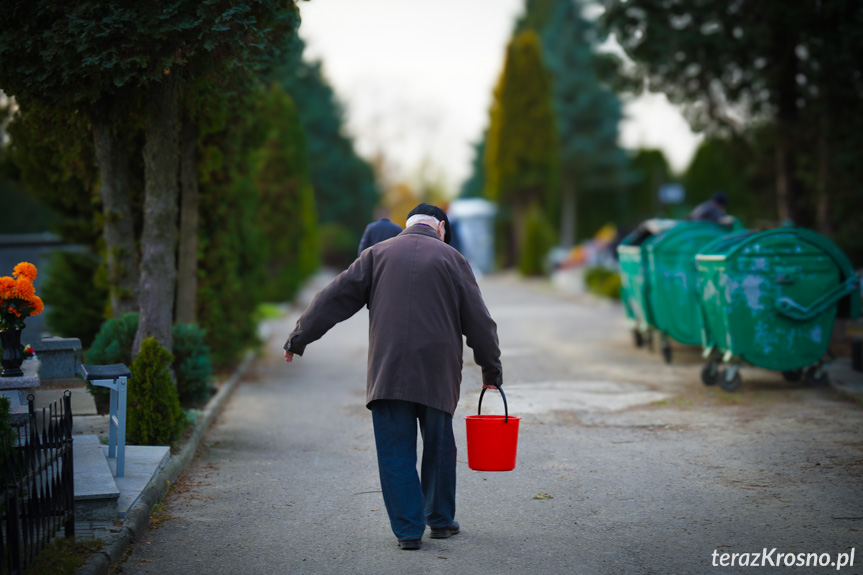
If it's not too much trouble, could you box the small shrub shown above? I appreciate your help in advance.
[127,338,185,446]
[0,395,17,468]
[519,206,556,277]
[584,266,622,299]
[84,313,138,414]
[85,313,213,411]
[172,323,213,406]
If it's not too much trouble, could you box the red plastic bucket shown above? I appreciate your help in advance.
[465,386,520,472]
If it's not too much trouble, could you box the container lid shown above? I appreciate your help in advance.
[696,226,860,318]
[618,218,679,248]
[648,219,745,254]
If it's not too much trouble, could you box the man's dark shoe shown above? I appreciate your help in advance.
[398,539,422,550]
[430,522,460,539]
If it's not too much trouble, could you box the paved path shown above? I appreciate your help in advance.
[118,273,863,575]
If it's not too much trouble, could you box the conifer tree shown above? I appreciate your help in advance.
[485,30,559,267]
[266,36,379,245]
[127,337,184,446]
[518,0,630,244]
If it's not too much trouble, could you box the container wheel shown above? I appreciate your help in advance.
[719,369,742,392]
[804,367,830,387]
[781,369,803,382]
[701,364,719,386]
[662,346,672,364]
[633,330,644,348]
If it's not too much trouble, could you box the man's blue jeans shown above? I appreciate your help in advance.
[370,400,457,541]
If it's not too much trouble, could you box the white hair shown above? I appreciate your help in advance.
[406,214,440,229]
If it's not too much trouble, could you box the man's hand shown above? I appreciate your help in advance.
[482,383,500,390]
[284,350,294,363]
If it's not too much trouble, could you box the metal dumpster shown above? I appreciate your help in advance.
[643,219,745,363]
[617,219,677,348]
[695,226,861,391]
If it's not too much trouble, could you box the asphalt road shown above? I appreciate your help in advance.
[118,273,863,575]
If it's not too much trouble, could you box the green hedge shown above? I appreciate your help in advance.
[40,250,109,349]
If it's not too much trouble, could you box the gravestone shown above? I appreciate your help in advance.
[31,336,82,380]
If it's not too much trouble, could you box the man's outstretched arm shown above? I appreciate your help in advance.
[283,254,372,361]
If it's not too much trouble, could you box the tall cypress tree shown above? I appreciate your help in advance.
[518,0,630,245]
[485,30,559,268]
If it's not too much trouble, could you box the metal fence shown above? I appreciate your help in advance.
[0,391,75,574]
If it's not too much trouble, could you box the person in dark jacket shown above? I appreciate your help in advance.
[687,191,728,222]
[357,211,402,255]
[284,203,502,551]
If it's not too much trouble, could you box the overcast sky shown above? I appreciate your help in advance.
[297,0,702,192]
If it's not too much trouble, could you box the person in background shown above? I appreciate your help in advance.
[284,203,503,551]
[358,209,402,255]
[687,191,728,222]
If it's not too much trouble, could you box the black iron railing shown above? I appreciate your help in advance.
[0,391,75,574]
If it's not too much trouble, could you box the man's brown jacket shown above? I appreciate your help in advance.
[284,224,502,416]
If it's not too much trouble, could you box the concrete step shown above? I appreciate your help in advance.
[102,443,171,518]
[73,435,172,521]
[74,435,120,521]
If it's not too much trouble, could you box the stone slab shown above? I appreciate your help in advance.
[102,444,171,518]
[74,435,120,521]
[0,374,39,389]
[32,337,81,379]
[32,337,82,352]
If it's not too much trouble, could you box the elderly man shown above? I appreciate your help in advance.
[284,203,503,551]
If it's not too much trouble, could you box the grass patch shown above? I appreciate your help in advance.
[714,390,746,404]
[651,396,693,408]
[255,302,286,322]
[22,537,103,575]
[149,502,174,529]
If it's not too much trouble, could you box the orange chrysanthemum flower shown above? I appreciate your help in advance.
[30,296,44,316]
[13,278,36,300]
[1,263,43,329]
[0,276,14,300]
[13,262,37,282]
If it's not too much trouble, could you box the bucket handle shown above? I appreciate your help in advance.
[478,385,509,423]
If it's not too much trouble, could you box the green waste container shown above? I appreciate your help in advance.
[617,219,677,348]
[695,226,861,391]
[643,219,746,363]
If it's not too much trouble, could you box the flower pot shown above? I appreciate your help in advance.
[1,329,24,377]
